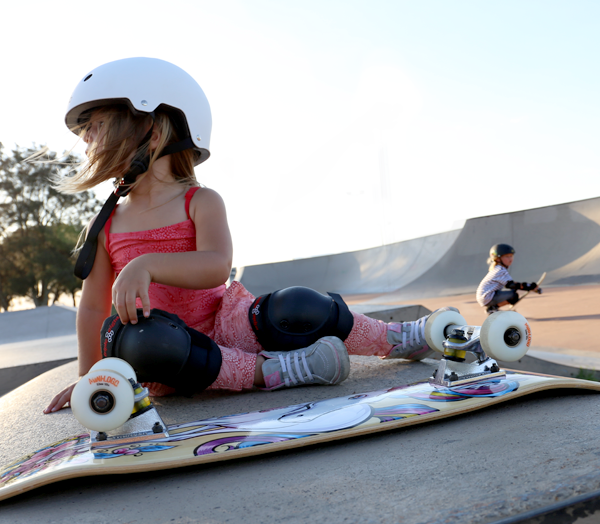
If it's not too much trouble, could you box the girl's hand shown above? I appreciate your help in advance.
[44,382,77,414]
[112,257,152,324]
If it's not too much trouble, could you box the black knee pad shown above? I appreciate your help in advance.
[507,291,519,305]
[100,309,222,396]
[248,286,354,352]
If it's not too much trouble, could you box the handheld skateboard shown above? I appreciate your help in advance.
[509,272,546,311]
[2,311,599,502]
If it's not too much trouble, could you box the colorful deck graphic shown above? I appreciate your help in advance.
[2,371,599,502]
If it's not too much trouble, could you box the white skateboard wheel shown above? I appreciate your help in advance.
[90,357,137,382]
[72,368,134,432]
[480,311,531,362]
[424,310,467,353]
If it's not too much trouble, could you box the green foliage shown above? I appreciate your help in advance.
[575,368,600,382]
[0,144,98,232]
[0,143,101,310]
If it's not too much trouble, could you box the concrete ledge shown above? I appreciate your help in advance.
[0,334,78,396]
[0,334,77,369]
[0,358,76,397]
[349,303,431,322]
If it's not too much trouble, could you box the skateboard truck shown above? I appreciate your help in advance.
[89,379,170,448]
[424,309,530,388]
[71,358,171,446]
[429,325,506,388]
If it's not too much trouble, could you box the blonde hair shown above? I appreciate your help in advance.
[487,254,514,271]
[487,256,499,271]
[53,104,198,194]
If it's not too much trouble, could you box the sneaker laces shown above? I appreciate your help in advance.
[278,351,313,386]
[400,316,427,348]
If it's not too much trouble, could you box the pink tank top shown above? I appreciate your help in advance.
[105,187,226,332]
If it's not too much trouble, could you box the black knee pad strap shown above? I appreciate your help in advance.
[248,286,354,352]
[101,309,222,395]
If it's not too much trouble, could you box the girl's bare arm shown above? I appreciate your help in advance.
[112,187,233,323]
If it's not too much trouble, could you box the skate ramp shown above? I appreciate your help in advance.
[239,229,460,296]
[0,335,78,396]
[0,304,76,344]
[239,196,600,299]
[395,196,600,299]
[0,305,77,397]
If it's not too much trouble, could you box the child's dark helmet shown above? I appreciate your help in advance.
[490,244,515,257]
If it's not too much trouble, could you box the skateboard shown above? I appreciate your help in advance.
[2,311,599,502]
[509,272,546,311]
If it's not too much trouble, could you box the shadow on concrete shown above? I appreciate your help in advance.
[527,314,600,322]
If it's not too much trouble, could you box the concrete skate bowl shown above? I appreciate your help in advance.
[0,304,77,344]
[238,229,461,297]
[0,305,77,396]
[238,196,600,299]
[395,196,600,299]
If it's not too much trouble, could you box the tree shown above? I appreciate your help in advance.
[1,224,83,307]
[0,143,101,310]
[0,238,27,311]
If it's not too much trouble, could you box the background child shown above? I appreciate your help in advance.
[476,243,538,315]
[44,57,456,413]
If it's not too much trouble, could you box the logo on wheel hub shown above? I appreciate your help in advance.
[88,374,120,387]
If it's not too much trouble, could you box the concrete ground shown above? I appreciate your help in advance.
[1,285,600,523]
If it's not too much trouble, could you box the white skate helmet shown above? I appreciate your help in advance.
[65,57,211,165]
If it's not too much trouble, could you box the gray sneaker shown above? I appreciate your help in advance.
[383,306,460,361]
[260,336,350,390]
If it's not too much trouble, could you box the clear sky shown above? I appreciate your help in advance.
[2,0,599,267]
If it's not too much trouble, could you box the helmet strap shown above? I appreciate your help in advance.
[160,136,194,157]
[115,116,156,197]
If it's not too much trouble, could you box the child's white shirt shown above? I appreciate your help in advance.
[476,265,513,306]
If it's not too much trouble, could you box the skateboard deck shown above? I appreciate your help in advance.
[509,272,546,311]
[2,370,599,502]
